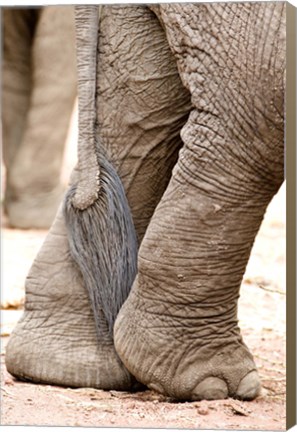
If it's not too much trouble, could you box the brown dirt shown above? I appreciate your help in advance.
[0,125,286,429]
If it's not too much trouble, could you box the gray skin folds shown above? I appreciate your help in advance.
[6,3,285,401]
[114,3,284,400]
[5,208,139,390]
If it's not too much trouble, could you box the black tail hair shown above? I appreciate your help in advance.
[63,148,138,337]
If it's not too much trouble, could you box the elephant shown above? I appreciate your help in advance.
[5,3,285,402]
[2,6,77,229]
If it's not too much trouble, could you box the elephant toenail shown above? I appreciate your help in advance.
[236,370,261,400]
[192,377,228,401]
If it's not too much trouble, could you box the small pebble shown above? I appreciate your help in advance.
[197,407,209,415]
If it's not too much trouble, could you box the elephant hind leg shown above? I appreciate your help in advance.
[5,207,138,390]
[114,2,285,401]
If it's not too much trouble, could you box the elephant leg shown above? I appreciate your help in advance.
[5,206,136,389]
[5,6,77,229]
[2,9,39,206]
[5,6,191,389]
[97,6,191,243]
[114,3,285,400]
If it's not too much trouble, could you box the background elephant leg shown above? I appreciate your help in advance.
[114,3,285,401]
[97,6,191,243]
[2,9,39,210]
[6,6,77,229]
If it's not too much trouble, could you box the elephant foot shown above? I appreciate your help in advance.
[5,208,137,391]
[114,176,263,401]
[4,185,64,229]
[114,285,261,401]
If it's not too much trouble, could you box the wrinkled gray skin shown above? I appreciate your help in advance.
[2,6,77,229]
[6,4,285,401]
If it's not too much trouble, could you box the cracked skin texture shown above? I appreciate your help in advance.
[5,209,137,390]
[6,3,285,401]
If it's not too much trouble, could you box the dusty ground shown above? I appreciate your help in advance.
[0,111,286,429]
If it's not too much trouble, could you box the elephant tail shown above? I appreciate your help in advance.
[63,6,138,337]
